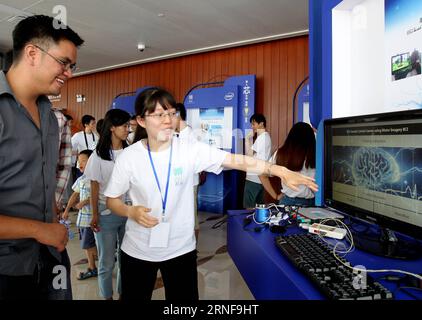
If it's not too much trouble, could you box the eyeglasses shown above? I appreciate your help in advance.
[144,111,180,121]
[34,44,78,73]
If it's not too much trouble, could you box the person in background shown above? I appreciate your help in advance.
[0,14,84,300]
[53,108,72,213]
[62,113,75,207]
[260,122,316,207]
[71,114,99,179]
[175,102,202,241]
[64,113,74,129]
[105,87,317,301]
[62,150,98,280]
[243,113,272,209]
[84,108,130,300]
[71,114,98,153]
[127,115,138,144]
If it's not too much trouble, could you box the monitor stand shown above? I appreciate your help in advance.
[351,227,422,260]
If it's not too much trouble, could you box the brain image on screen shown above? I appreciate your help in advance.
[352,147,400,188]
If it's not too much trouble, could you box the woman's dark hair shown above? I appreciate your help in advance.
[175,102,187,121]
[96,109,130,161]
[275,122,316,171]
[134,87,177,118]
[132,87,177,143]
[133,125,147,144]
[96,119,104,135]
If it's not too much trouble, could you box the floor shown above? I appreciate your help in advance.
[66,211,254,300]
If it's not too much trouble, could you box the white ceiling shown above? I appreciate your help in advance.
[0,0,309,75]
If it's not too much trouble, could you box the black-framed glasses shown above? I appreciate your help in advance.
[34,44,78,73]
[144,111,180,121]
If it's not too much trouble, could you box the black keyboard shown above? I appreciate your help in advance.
[275,233,394,300]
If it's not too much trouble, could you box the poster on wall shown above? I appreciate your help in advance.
[199,108,225,148]
[385,0,422,110]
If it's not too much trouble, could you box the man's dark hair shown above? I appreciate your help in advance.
[130,115,137,121]
[81,114,95,127]
[64,114,73,121]
[175,103,187,121]
[12,14,84,61]
[250,113,266,128]
[78,149,93,157]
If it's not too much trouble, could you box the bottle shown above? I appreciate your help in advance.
[59,219,75,240]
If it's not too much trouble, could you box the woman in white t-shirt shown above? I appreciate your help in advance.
[260,122,316,207]
[84,108,130,300]
[105,88,318,301]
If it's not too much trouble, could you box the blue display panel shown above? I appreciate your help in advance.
[111,86,151,114]
[184,75,256,213]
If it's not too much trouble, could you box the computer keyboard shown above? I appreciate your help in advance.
[275,233,394,300]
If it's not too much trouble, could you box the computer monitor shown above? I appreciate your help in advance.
[324,109,422,259]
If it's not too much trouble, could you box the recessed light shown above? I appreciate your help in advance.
[157,13,165,17]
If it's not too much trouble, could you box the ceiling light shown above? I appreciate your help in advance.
[137,43,146,52]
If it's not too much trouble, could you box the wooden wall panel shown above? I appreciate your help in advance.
[62,35,309,147]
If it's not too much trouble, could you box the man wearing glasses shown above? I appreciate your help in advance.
[0,15,84,300]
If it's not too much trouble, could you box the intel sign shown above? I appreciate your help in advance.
[224,92,235,101]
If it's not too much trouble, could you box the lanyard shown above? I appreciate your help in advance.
[147,142,173,218]
[83,131,95,149]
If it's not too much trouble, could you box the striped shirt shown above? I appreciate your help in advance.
[72,175,92,227]
[53,109,72,208]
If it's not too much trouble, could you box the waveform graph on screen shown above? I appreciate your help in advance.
[332,146,422,202]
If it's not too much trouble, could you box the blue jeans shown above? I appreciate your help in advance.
[94,209,127,299]
[279,195,315,207]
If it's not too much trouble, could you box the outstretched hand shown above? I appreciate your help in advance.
[272,165,318,193]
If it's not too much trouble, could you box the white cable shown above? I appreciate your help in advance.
[316,218,422,281]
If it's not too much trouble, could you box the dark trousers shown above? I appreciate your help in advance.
[0,246,72,300]
[121,249,198,301]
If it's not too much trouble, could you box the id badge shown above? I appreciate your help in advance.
[149,222,170,248]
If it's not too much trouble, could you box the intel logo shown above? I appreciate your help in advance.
[224,92,235,101]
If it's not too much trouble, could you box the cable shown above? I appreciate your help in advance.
[211,215,228,229]
[316,218,422,281]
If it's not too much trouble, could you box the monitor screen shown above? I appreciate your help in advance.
[324,109,422,241]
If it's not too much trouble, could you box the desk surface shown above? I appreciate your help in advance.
[227,210,422,300]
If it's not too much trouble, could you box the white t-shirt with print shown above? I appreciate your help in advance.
[84,149,124,211]
[178,126,200,186]
[270,150,316,199]
[246,131,272,184]
[104,137,228,262]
